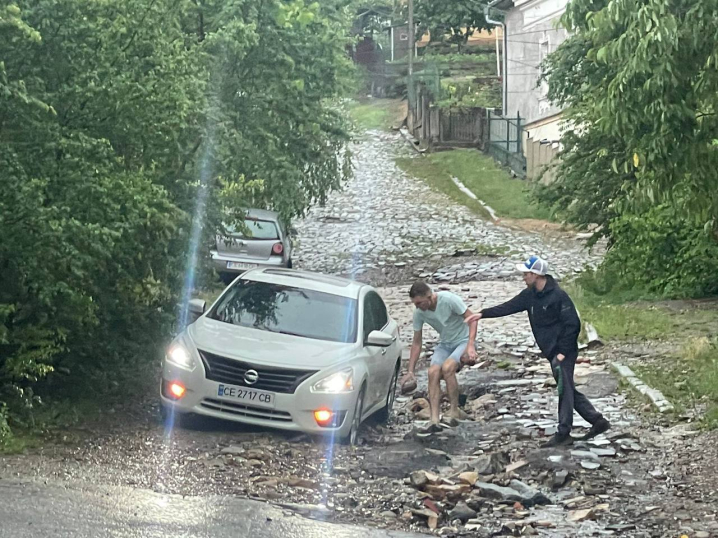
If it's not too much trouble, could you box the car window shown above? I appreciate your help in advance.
[208,280,358,343]
[370,292,388,329]
[226,219,279,240]
[362,291,388,340]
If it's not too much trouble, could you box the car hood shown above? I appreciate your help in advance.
[187,317,357,370]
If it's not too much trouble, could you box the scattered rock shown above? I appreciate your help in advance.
[551,470,570,490]
[448,501,477,522]
[472,453,509,475]
[506,460,529,473]
[409,470,429,488]
[567,508,596,522]
[458,471,479,486]
[220,445,245,456]
[508,480,551,507]
[476,482,523,503]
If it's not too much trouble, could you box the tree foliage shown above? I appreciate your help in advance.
[412,0,491,50]
[0,0,354,437]
[538,0,718,296]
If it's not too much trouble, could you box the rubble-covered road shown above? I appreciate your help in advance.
[1,131,716,538]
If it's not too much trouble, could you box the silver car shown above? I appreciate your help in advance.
[211,209,294,283]
[161,268,403,445]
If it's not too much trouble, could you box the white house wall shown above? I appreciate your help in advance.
[505,0,569,125]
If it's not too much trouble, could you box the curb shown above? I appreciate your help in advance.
[450,176,499,222]
[611,362,675,414]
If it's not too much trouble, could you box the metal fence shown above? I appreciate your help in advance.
[487,110,527,178]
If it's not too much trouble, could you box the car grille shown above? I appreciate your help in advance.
[200,398,293,422]
[198,350,318,394]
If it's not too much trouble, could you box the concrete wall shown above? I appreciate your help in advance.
[504,0,569,125]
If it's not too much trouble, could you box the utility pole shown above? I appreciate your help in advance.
[407,0,414,77]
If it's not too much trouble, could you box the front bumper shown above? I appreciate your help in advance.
[160,360,357,438]
[210,251,287,274]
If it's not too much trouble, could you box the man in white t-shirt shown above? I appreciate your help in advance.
[400,281,478,430]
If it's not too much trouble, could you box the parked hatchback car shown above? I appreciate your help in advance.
[211,209,294,283]
[161,268,403,444]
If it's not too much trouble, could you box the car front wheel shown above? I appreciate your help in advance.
[376,362,399,423]
[343,386,365,446]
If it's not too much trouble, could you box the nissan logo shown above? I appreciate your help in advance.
[244,369,259,385]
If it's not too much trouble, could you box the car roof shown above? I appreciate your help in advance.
[244,208,280,222]
[241,268,367,299]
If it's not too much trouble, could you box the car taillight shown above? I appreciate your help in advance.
[272,243,284,255]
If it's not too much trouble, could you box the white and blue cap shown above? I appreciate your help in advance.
[516,255,549,276]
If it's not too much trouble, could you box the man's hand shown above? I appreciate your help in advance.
[400,371,416,387]
[464,312,482,324]
[461,346,477,367]
[556,353,565,362]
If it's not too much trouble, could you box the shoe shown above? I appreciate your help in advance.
[418,422,442,434]
[541,433,574,448]
[581,418,611,440]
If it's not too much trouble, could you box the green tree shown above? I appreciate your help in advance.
[0,0,355,437]
[412,0,491,51]
[539,0,718,296]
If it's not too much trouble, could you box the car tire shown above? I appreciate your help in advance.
[342,385,366,446]
[376,362,400,424]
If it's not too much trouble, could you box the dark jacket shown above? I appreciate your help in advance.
[480,275,580,358]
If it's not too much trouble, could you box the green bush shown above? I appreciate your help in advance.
[601,205,718,298]
[0,0,354,440]
[437,78,501,108]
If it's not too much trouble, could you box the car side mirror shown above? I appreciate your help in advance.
[188,299,206,323]
[365,330,395,347]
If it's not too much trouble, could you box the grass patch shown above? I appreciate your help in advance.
[396,149,550,220]
[348,98,405,131]
[633,338,718,429]
[567,278,718,342]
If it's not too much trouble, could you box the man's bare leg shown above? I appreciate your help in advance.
[427,365,442,424]
[442,359,468,420]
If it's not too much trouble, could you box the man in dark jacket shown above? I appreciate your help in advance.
[465,255,610,447]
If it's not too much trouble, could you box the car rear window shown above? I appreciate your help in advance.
[226,219,279,240]
[209,280,358,343]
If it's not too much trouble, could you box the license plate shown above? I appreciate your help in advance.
[227,261,257,270]
[217,383,275,408]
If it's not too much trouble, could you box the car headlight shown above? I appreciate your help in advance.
[312,368,354,393]
[165,342,196,371]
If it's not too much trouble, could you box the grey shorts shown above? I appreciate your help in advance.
[430,339,469,367]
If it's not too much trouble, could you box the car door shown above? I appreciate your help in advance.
[367,292,400,391]
[363,291,399,407]
[361,291,385,408]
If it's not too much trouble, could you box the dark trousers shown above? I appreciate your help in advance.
[549,352,603,436]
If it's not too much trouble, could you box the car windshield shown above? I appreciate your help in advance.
[225,218,279,240]
[208,280,358,343]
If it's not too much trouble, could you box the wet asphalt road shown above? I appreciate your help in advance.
[0,479,422,538]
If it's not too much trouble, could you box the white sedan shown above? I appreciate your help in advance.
[160,268,403,444]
